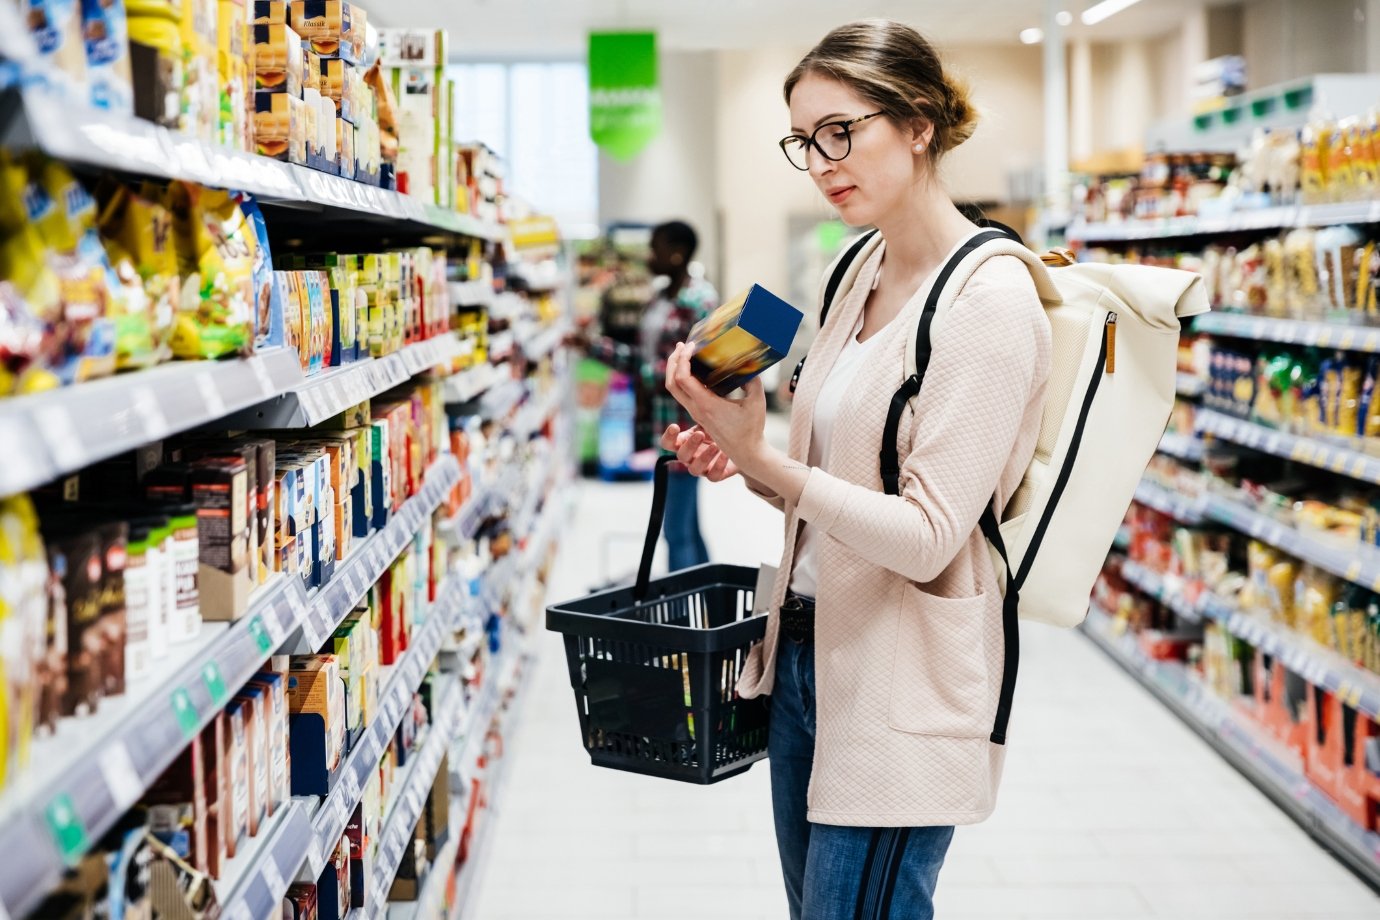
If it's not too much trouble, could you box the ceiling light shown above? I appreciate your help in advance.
[1020,27,1044,44]
[1056,10,1074,26]
[1082,0,1144,25]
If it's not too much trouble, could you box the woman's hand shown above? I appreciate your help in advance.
[660,424,740,482]
[664,342,770,471]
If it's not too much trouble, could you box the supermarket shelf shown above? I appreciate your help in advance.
[217,801,316,920]
[0,335,464,500]
[220,336,465,429]
[300,598,456,899]
[1196,409,1380,487]
[1203,492,1380,593]
[1082,605,1380,888]
[284,455,461,654]
[1197,593,1380,722]
[1157,431,1205,463]
[388,807,463,920]
[0,574,308,919]
[512,388,562,442]
[1194,312,1380,353]
[478,379,526,421]
[1134,480,1208,525]
[2,85,506,243]
[1177,372,1206,398]
[443,363,499,405]
[1066,199,1380,243]
[1119,559,1205,625]
[0,348,301,499]
[450,280,495,308]
[368,677,464,914]
[520,321,571,363]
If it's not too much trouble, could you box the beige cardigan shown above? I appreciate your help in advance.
[740,237,1051,827]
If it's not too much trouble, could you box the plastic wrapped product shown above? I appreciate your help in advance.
[167,183,257,359]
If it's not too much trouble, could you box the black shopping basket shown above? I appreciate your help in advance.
[546,456,771,784]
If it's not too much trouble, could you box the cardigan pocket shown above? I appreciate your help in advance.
[886,584,992,738]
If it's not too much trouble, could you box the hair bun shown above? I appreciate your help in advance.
[939,76,978,151]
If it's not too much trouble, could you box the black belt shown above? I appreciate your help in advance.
[780,593,815,643]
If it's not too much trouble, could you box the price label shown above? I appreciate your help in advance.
[288,589,309,622]
[171,687,199,740]
[44,793,89,866]
[202,661,229,706]
[196,372,228,418]
[35,406,84,471]
[261,857,286,896]
[344,767,362,803]
[131,386,168,437]
[306,835,325,875]
[301,615,325,652]
[98,744,143,812]
[1341,330,1357,350]
[334,793,351,827]
[248,615,275,654]
[250,357,276,396]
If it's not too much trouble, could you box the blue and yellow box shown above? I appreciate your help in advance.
[688,284,803,397]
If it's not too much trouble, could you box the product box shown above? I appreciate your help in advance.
[303,86,327,171]
[234,685,270,837]
[287,655,346,794]
[425,752,450,859]
[248,670,290,814]
[284,883,319,920]
[217,0,249,147]
[253,0,288,22]
[45,530,101,717]
[369,419,392,527]
[289,0,356,62]
[25,0,88,89]
[344,801,371,910]
[309,270,330,371]
[254,90,309,164]
[688,284,804,397]
[304,47,321,93]
[252,22,304,95]
[320,93,339,168]
[320,58,354,123]
[225,698,251,857]
[231,437,277,586]
[337,115,356,180]
[377,27,446,68]
[387,65,438,204]
[322,254,358,364]
[201,713,229,876]
[143,731,212,876]
[316,835,351,920]
[81,0,134,112]
[191,459,254,620]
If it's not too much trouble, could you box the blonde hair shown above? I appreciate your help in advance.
[784,19,978,161]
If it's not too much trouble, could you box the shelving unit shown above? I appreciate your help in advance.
[1194,313,1380,353]
[1196,409,1380,487]
[1133,481,1207,526]
[1083,605,1380,886]
[1157,431,1205,464]
[1067,199,1380,243]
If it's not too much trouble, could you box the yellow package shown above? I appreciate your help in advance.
[167,183,256,359]
[1284,229,1322,319]
[1301,120,1331,203]
[1347,117,1377,196]
[1263,238,1288,317]
[1327,121,1355,201]
[97,184,178,369]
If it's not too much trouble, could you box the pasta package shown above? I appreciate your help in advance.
[167,183,257,359]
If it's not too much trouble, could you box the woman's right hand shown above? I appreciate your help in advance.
[661,424,741,482]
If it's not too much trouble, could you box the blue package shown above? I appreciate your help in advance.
[238,193,284,351]
[688,284,804,397]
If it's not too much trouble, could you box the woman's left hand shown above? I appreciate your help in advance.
[665,342,769,472]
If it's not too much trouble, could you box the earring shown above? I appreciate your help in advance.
[913,143,925,153]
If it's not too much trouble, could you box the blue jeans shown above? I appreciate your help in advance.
[663,469,709,571]
[770,637,954,920]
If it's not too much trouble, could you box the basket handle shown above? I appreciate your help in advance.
[634,455,675,602]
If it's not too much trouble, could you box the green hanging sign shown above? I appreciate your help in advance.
[588,32,662,161]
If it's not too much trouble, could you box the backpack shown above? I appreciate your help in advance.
[792,226,1210,743]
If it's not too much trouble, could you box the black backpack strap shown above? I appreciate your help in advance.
[979,505,1019,744]
[878,225,1023,747]
[879,229,1010,495]
[789,229,880,395]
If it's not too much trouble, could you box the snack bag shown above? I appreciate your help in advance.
[1315,226,1364,319]
[1301,120,1331,204]
[81,0,135,112]
[167,183,257,359]
[1283,228,1322,319]
[96,182,178,368]
[23,0,88,88]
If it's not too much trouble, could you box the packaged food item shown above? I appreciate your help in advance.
[337,115,355,180]
[1284,228,1322,319]
[239,194,282,351]
[168,184,257,359]
[1326,121,1356,201]
[217,0,250,150]
[252,22,303,94]
[127,0,185,129]
[253,0,287,22]
[288,0,355,62]
[687,284,802,396]
[96,182,178,369]
[225,696,250,856]
[253,90,308,164]
[1301,120,1331,204]
[81,0,135,112]
[191,458,252,620]
[24,0,89,88]
[1316,225,1364,318]
[319,58,354,123]
[286,655,346,792]
[248,670,289,812]
[178,0,218,142]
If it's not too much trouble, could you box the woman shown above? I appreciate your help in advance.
[589,220,718,570]
[661,20,1052,920]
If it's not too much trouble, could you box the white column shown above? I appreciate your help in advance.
[1069,38,1093,166]
[1043,0,1070,222]
[1368,0,1380,72]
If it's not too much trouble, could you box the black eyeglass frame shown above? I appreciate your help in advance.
[778,111,886,171]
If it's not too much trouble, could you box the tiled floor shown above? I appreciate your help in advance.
[472,429,1380,919]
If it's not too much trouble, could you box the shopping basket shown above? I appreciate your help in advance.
[546,455,771,784]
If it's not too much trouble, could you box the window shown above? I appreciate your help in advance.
[449,61,600,236]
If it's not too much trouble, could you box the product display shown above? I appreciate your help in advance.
[687,284,803,396]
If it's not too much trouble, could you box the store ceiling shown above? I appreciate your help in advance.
[388,0,1213,58]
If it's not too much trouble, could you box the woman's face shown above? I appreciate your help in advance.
[786,73,924,228]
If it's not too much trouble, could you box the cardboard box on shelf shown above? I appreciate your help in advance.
[254,90,309,164]
[287,655,347,794]
[248,670,290,814]
[289,0,357,62]
[191,459,253,621]
[252,22,304,96]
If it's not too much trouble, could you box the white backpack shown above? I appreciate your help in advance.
[794,226,1209,743]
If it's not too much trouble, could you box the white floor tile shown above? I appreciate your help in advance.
[468,447,1380,920]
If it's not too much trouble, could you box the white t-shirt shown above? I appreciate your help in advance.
[789,301,891,598]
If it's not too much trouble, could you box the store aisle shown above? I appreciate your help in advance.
[473,454,1380,920]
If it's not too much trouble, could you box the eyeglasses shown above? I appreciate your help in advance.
[779,111,885,171]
